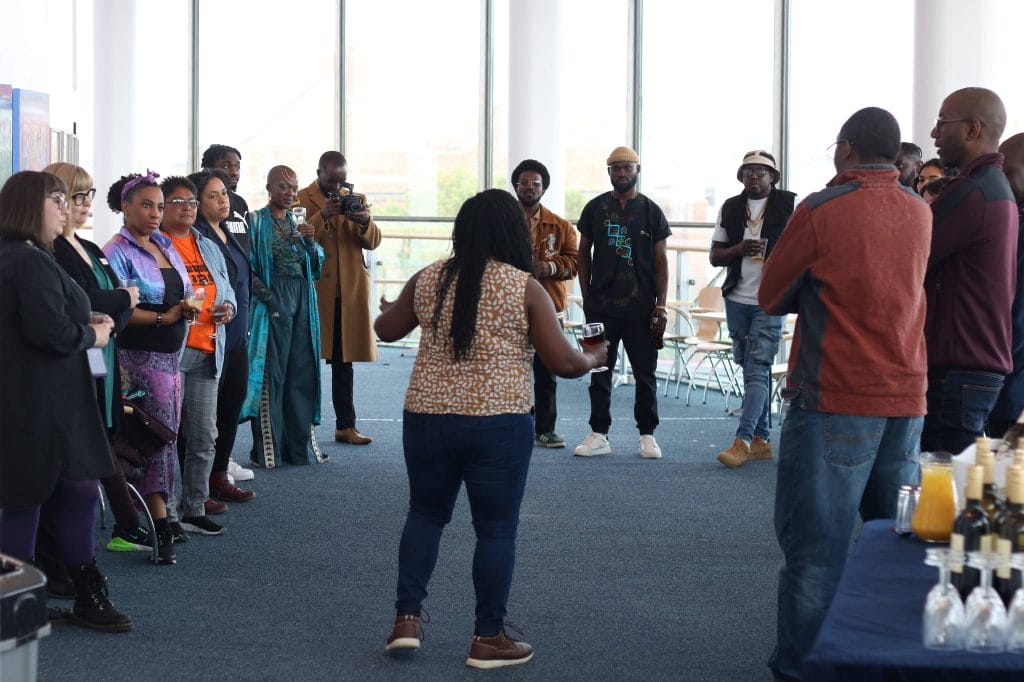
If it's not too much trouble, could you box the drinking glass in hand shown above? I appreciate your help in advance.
[185,287,206,322]
[293,206,307,224]
[209,304,231,339]
[580,322,608,373]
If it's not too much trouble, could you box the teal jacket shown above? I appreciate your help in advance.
[241,206,324,423]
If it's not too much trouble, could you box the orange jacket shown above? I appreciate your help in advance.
[530,204,577,312]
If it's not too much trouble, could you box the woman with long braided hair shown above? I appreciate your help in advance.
[375,189,607,669]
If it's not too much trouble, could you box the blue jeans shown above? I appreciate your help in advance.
[725,299,783,441]
[769,402,922,680]
[395,410,533,635]
[921,368,1004,453]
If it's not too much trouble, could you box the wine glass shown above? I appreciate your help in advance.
[922,547,966,650]
[1007,553,1024,653]
[580,322,608,373]
[186,286,206,323]
[964,551,1009,652]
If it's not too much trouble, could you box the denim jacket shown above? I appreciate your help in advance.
[175,227,237,379]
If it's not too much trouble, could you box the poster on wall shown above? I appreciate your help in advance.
[13,88,50,172]
[0,85,12,185]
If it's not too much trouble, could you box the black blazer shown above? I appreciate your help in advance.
[53,234,134,433]
[0,239,114,507]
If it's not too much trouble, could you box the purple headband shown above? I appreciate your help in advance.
[120,169,161,201]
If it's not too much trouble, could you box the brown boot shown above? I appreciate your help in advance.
[749,436,773,461]
[716,438,751,468]
[466,630,534,669]
[385,614,423,652]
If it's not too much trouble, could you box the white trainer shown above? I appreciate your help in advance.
[228,458,255,482]
[639,435,662,459]
[573,432,611,457]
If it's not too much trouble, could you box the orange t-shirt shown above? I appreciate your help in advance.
[167,232,218,354]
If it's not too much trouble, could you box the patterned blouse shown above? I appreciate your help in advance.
[405,259,533,416]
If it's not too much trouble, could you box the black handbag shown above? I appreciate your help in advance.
[110,401,177,482]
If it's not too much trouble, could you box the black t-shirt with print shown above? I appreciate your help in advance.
[577,191,671,321]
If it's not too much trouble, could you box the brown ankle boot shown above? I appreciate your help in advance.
[749,436,773,460]
[465,631,534,669]
[716,438,751,468]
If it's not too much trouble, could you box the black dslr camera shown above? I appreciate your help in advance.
[327,182,363,213]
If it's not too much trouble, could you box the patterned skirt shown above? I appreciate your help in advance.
[118,349,182,498]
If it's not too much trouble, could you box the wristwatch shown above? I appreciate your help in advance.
[155,313,164,327]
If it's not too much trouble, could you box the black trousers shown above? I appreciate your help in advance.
[533,352,558,434]
[331,298,356,430]
[586,313,659,435]
[212,344,249,472]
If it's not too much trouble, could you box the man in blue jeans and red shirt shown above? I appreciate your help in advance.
[760,107,931,680]
[922,87,1018,453]
[710,151,795,468]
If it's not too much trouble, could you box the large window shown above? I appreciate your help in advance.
[134,0,190,178]
[196,0,339,210]
[640,0,776,227]
[787,0,913,197]
[344,0,483,219]
[561,0,630,219]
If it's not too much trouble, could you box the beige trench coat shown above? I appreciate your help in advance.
[297,181,382,362]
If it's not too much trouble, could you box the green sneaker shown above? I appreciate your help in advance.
[535,432,566,448]
[106,525,152,552]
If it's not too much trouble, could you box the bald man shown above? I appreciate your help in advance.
[923,87,1019,452]
[296,152,381,446]
[241,164,327,467]
[989,133,1024,436]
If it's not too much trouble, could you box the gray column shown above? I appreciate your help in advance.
[913,0,1009,150]
[508,0,566,215]
[92,0,137,244]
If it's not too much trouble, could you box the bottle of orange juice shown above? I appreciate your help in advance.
[912,451,958,542]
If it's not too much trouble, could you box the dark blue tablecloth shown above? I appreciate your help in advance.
[802,519,1024,681]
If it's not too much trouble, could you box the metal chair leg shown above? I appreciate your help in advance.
[124,483,159,565]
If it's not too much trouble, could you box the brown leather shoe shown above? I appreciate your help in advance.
[716,438,751,468]
[335,427,372,445]
[385,614,422,652]
[465,631,534,669]
[749,436,773,461]
[210,472,256,502]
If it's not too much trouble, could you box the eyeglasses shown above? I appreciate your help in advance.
[47,193,67,210]
[515,180,543,189]
[826,139,851,160]
[166,198,199,209]
[934,118,982,132]
[71,188,96,206]
[740,167,772,179]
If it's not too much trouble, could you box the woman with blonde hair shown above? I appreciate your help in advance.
[42,163,149,560]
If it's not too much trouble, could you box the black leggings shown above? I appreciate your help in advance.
[212,344,249,472]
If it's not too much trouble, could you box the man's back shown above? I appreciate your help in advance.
[760,165,931,416]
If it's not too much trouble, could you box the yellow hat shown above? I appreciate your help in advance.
[606,146,640,166]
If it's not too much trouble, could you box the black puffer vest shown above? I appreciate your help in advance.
[719,188,796,298]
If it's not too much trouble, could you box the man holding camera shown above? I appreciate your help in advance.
[297,151,382,446]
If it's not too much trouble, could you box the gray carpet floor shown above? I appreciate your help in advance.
[38,346,781,681]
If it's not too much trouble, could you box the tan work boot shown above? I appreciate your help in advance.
[716,438,751,468]
[749,436,773,461]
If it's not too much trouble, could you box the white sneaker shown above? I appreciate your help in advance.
[573,432,611,457]
[228,458,255,481]
[639,435,662,459]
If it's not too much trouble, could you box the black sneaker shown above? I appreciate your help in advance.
[107,524,152,552]
[169,522,190,544]
[180,515,224,536]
